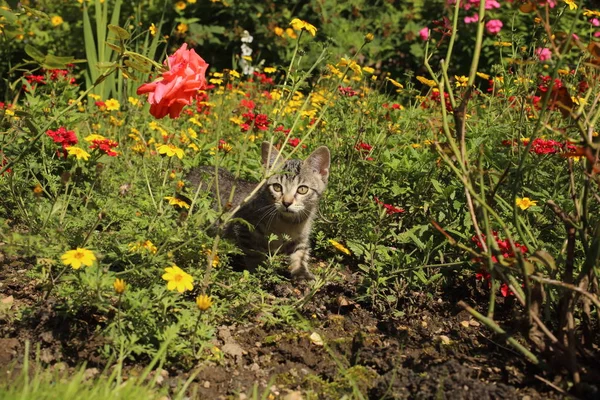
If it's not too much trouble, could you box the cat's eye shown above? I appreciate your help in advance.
[296,185,309,195]
[272,183,283,193]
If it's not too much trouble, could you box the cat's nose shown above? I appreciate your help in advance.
[282,200,293,209]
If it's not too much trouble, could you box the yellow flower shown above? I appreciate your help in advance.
[274,27,284,36]
[84,134,107,142]
[88,93,101,101]
[162,265,194,293]
[583,9,600,17]
[113,278,126,294]
[516,197,538,210]
[51,16,63,26]
[164,196,190,209]
[362,66,375,74]
[196,294,213,311]
[149,23,157,36]
[416,76,436,87]
[386,77,404,90]
[128,96,139,106]
[61,248,96,270]
[338,58,362,75]
[157,143,184,159]
[289,18,317,37]
[455,75,469,87]
[264,67,277,73]
[329,239,351,255]
[175,1,186,11]
[364,33,374,43]
[476,72,490,80]
[285,28,297,39]
[209,78,223,85]
[129,240,158,254]
[563,0,577,10]
[66,146,91,161]
[105,98,120,111]
[228,69,240,78]
[187,0,197,3]
[176,23,188,35]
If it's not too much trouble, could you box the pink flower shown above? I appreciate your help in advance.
[591,18,600,27]
[485,0,501,9]
[419,27,430,41]
[137,43,209,119]
[485,19,503,35]
[464,13,479,24]
[535,47,552,61]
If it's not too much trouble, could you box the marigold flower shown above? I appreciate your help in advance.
[162,265,194,293]
[61,248,96,270]
[563,0,577,10]
[113,278,126,294]
[105,98,120,111]
[416,76,436,87]
[66,146,91,161]
[164,196,190,209]
[516,197,537,210]
[51,16,63,27]
[329,239,351,255]
[196,294,213,311]
[157,143,184,159]
[289,18,317,37]
[386,77,404,90]
[455,75,469,87]
[137,43,209,119]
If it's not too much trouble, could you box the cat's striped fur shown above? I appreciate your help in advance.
[187,142,330,280]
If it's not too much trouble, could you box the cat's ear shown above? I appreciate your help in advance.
[261,141,280,167]
[304,146,330,184]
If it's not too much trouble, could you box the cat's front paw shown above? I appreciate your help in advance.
[290,267,315,282]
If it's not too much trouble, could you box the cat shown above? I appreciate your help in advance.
[186,141,330,280]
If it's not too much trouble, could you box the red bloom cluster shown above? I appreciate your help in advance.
[241,112,270,132]
[252,72,274,85]
[46,127,78,149]
[382,103,402,110]
[274,125,291,135]
[288,137,300,147]
[239,99,256,109]
[502,138,577,155]
[90,139,118,157]
[472,231,528,263]
[355,141,374,161]
[338,86,357,97]
[374,197,405,215]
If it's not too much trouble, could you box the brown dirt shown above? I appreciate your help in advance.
[0,252,586,399]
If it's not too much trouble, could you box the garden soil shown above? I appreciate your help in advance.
[0,253,579,399]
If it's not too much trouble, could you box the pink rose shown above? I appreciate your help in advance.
[592,18,600,27]
[464,13,479,24]
[485,19,503,35]
[137,43,209,119]
[419,27,430,41]
[535,47,552,61]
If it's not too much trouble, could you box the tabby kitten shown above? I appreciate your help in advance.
[186,142,330,280]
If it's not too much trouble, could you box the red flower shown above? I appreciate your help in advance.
[0,151,11,175]
[137,43,209,119]
[252,71,273,85]
[46,127,78,149]
[355,141,372,153]
[288,137,300,147]
[240,99,255,109]
[338,86,357,96]
[374,197,405,215]
[90,139,118,157]
[241,112,270,132]
[274,125,290,135]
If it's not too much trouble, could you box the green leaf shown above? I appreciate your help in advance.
[42,55,76,69]
[97,61,118,69]
[0,8,17,24]
[25,45,45,62]
[105,42,123,53]
[108,24,130,40]
[529,250,556,271]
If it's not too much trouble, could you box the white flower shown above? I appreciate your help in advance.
[241,30,254,43]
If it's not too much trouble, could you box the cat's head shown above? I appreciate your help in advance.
[261,141,330,220]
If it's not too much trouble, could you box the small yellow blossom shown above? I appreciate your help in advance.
[364,33,374,43]
[493,41,512,47]
[61,248,96,270]
[285,28,297,39]
[149,23,157,36]
[454,75,469,87]
[583,9,600,17]
[274,27,284,36]
[113,278,126,294]
[516,197,538,210]
[66,146,91,161]
[128,96,139,106]
[157,143,184,159]
[290,18,317,37]
[162,265,194,293]
[329,239,351,255]
[476,72,490,80]
[176,23,188,35]
[187,0,197,3]
[33,184,43,196]
[129,240,158,254]
[338,58,362,75]
[362,66,375,74]
[416,76,436,87]
[84,134,107,142]
[563,0,577,10]
[164,196,190,209]
[196,294,213,311]
[51,16,63,27]
[264,67,277,74]
[105,98,120,111]
[386,77,404,90]
[175,1,186,11]
[209,78,223,85]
